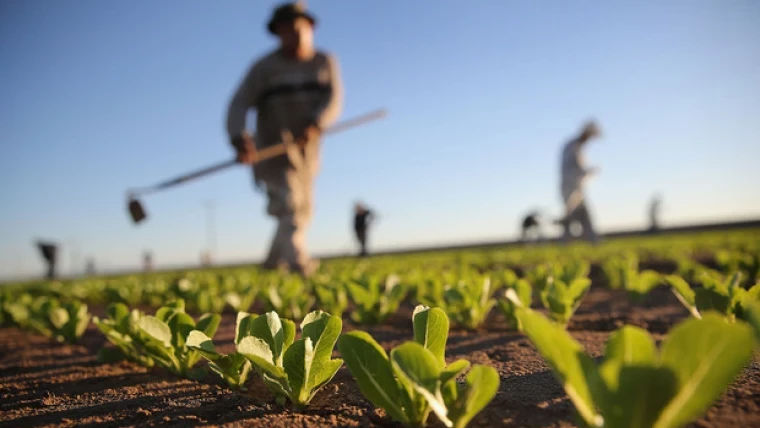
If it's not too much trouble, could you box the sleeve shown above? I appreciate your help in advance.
[226,62,262,139]
[314,53,343,130]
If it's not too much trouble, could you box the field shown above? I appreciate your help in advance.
[1,229,759,427]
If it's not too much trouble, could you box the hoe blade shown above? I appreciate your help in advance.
[128,198,147,224]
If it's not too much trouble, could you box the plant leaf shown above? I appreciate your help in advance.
[412,305,449,368]
[196,313,221,338]
[514,307,602,427]
[448,364,500,428]
[138,315,172,347]
[238,335,284,379]
[391,341,450,427]
[654,314,756,428]
[337,331,410,425]
[186,330,220,360]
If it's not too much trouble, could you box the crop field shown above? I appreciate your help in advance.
[1,229,759,427]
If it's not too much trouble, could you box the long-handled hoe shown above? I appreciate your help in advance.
[127,109,386,224]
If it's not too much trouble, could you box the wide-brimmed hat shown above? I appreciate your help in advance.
[267,3,316,34]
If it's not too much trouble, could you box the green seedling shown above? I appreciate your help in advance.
[338,306,499,427]
[499,279,532,330]
[427,274,498,330]
[2,294,90,344]
[347,273,407,324]
[602,253,662,299]
[186,311,256,389]
[94,299,220,378]
[232,310,343,407]
[666,272,760,322]
[515,306,756,428]
[538,276,590,325]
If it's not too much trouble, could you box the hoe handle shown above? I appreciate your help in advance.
[131,109,387,196]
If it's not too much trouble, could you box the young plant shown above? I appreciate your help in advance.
[2,294,91,344]
[602,253,661,299]
[94,299,220,378]
[527,259,590,292]
[433,274,498,329]
[514,305,756,428]
[312,279,348,318]
[185,312,255,389]
[265,275,315,320]
[538,275,590,325]
[338,306,499,427]
[499,278,532,330]
[666,272,760,322]
[234,310,343,407]
[347,273,408,324]
[224,284,258,313]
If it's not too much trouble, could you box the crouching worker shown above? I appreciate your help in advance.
[226,3,343,276]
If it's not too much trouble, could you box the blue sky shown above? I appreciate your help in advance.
[1,1,759,278]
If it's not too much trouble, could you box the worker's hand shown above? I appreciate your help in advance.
[298,123,322,146]
[231,134,257,164]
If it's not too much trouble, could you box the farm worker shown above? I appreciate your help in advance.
[353,202,374,257]
[36,241,58,279]
[649,193,662,232]
[558,121,601,242]
[226,2,342,276]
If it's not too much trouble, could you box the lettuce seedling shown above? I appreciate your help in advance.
[602,253,663,299]
[224,284,258,313]
[312,278,348,318]
[498,273,532,330]
[3,294,91,344]
[347,273,407,324]
[185,312,255,390]
[432,275,498,330]
[666,272,760,322]
[537,276,590,325]
[528,259,590,292]
[95,299,220,378]
[265,275,315,320]
[233,310,343,407]
[338,306,499,427]
[515,306,756,428]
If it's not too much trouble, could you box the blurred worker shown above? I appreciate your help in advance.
[520,211,542,242]
[354,203,374,256]
[226,3,342,276]
[558,121,601,242]
[649,193,662,232]
[36,241,58,279]
[143,251,153,272]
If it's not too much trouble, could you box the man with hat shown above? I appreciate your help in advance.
[558,121,601,242]
[226,3,342,276]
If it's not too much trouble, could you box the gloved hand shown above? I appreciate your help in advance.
[231,134,257,164]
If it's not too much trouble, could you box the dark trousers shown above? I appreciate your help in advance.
[355,228,367,256]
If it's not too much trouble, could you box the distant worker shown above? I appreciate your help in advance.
[143,251,153,272]
[558,121,601,242]
[36,241,58,279]
[226,2,342,276]
[520,211,542,242]
[354,203,374,256]
[649,193,662,232]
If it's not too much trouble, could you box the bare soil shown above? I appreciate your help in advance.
[1,284,758,427]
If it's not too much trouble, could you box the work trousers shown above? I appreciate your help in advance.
[562,199,597,242]
[258,143,318,272]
